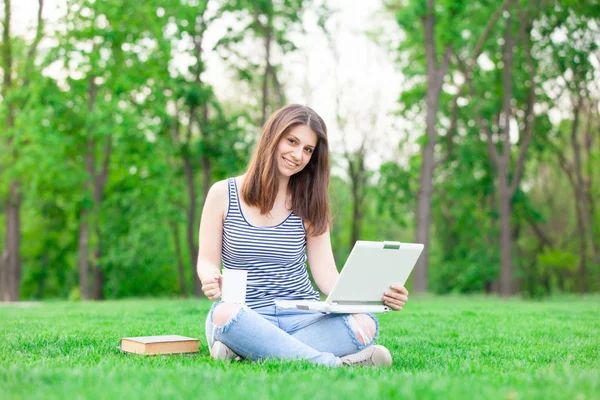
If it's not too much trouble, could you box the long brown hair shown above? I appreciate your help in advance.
[241,104,331,236]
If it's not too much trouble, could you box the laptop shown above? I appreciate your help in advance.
[274,240,424,314]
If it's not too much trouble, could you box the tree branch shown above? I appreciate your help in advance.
[466,77,500,166]
[423,0,438,81]
[94,136,112,203]
[469,0,510,73]
[22,0,44,88]
[433,95,457,169]
[525,213,553,248]
[26,1,44,62]
[482,118,501,167]
[570,93,584,188]
[555,146,576,188]
[268,63,284,107]
[2,0,15,131]
[509,7,536,196]
[501,0,514,160]
[186,105,195,145]
[172,103,181,144]
[436,0,508,167]
[437,44,452,87]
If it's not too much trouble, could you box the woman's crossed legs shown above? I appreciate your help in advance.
[205,301,379,367]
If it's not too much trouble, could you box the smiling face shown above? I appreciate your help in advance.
[241,104,331,235]
[275,124,318,177]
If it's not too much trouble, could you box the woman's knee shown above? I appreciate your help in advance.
[348,313,377,345]
[212,302,243,327]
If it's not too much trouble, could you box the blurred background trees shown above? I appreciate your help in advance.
[1,0,598,301]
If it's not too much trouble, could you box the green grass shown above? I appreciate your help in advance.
[1,296,599,400]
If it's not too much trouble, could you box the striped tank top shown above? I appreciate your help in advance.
[221,177,320,309]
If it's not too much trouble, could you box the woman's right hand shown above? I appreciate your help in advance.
[201,274,222,300]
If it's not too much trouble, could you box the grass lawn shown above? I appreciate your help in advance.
[1,296,599,400]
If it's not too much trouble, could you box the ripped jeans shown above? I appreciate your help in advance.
[205,301,380,367]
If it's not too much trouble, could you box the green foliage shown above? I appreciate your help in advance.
[379,0,600,297]
[377,161,416,224]
[1,0,600,301]
[538,248,578,275]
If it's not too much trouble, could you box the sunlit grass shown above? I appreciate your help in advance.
[1,296,599,399]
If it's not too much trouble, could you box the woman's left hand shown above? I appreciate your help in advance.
[382,284,409,311]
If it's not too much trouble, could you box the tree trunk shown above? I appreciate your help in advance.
[571,98,599,273]
[414,28,440,293]
[78,211,90,300]
[348,152,365,252]
[511,219,522,293]
[92,226,104,300]
[555,94,593,292]
[189,7,210,297]
[486,188,498,292]
[583,103,599,265]
[80,142,94,301]
[1,0,12,118]
[585,197,600,269]
[498,3,515,297]
[90,137,110,300]
[350,179,362,251]
[183,153,201,297]
[498,165,513,296]
[413,0,451,294]
[269,64,284,108]
[4,182,21,301]
[575,199,588,293]
[474,1,526,297]
[414,133,435,293]
[435,0,509,294]
[1,0,20,302]
[182,103,200,297]
[1,0,44,302]
[570,95,589,292]
[91,261,104,299]
[556,153,589,293]
[78,76,110,301]
[170,222,188,297]
[414,2,437,294]
[0,250,6,301]
[201,103,211,206]
[79,73,97,300]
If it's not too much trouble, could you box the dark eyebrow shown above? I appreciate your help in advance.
[288,134,315,149]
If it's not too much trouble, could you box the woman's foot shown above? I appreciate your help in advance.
[210,341,242,361]
[340,345,392,367]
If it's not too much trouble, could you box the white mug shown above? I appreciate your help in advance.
[221,269,248,304]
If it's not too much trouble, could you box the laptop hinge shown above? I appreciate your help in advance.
[383,241,401,249]
[332,301,385,306]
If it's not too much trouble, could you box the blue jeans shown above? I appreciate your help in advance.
[205,301,380,367]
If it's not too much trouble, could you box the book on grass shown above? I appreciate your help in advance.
[120,335,199,355]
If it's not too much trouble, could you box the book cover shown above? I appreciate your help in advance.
[120,335,199,355]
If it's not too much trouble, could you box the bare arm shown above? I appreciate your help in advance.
[197,180,228,297]
[306,227,340,295]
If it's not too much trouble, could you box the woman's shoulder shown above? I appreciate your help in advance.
[203,180,233,218]
[208,176,244,198]
[209,178,232,196]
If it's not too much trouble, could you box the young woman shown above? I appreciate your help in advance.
[197,104,409,367]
